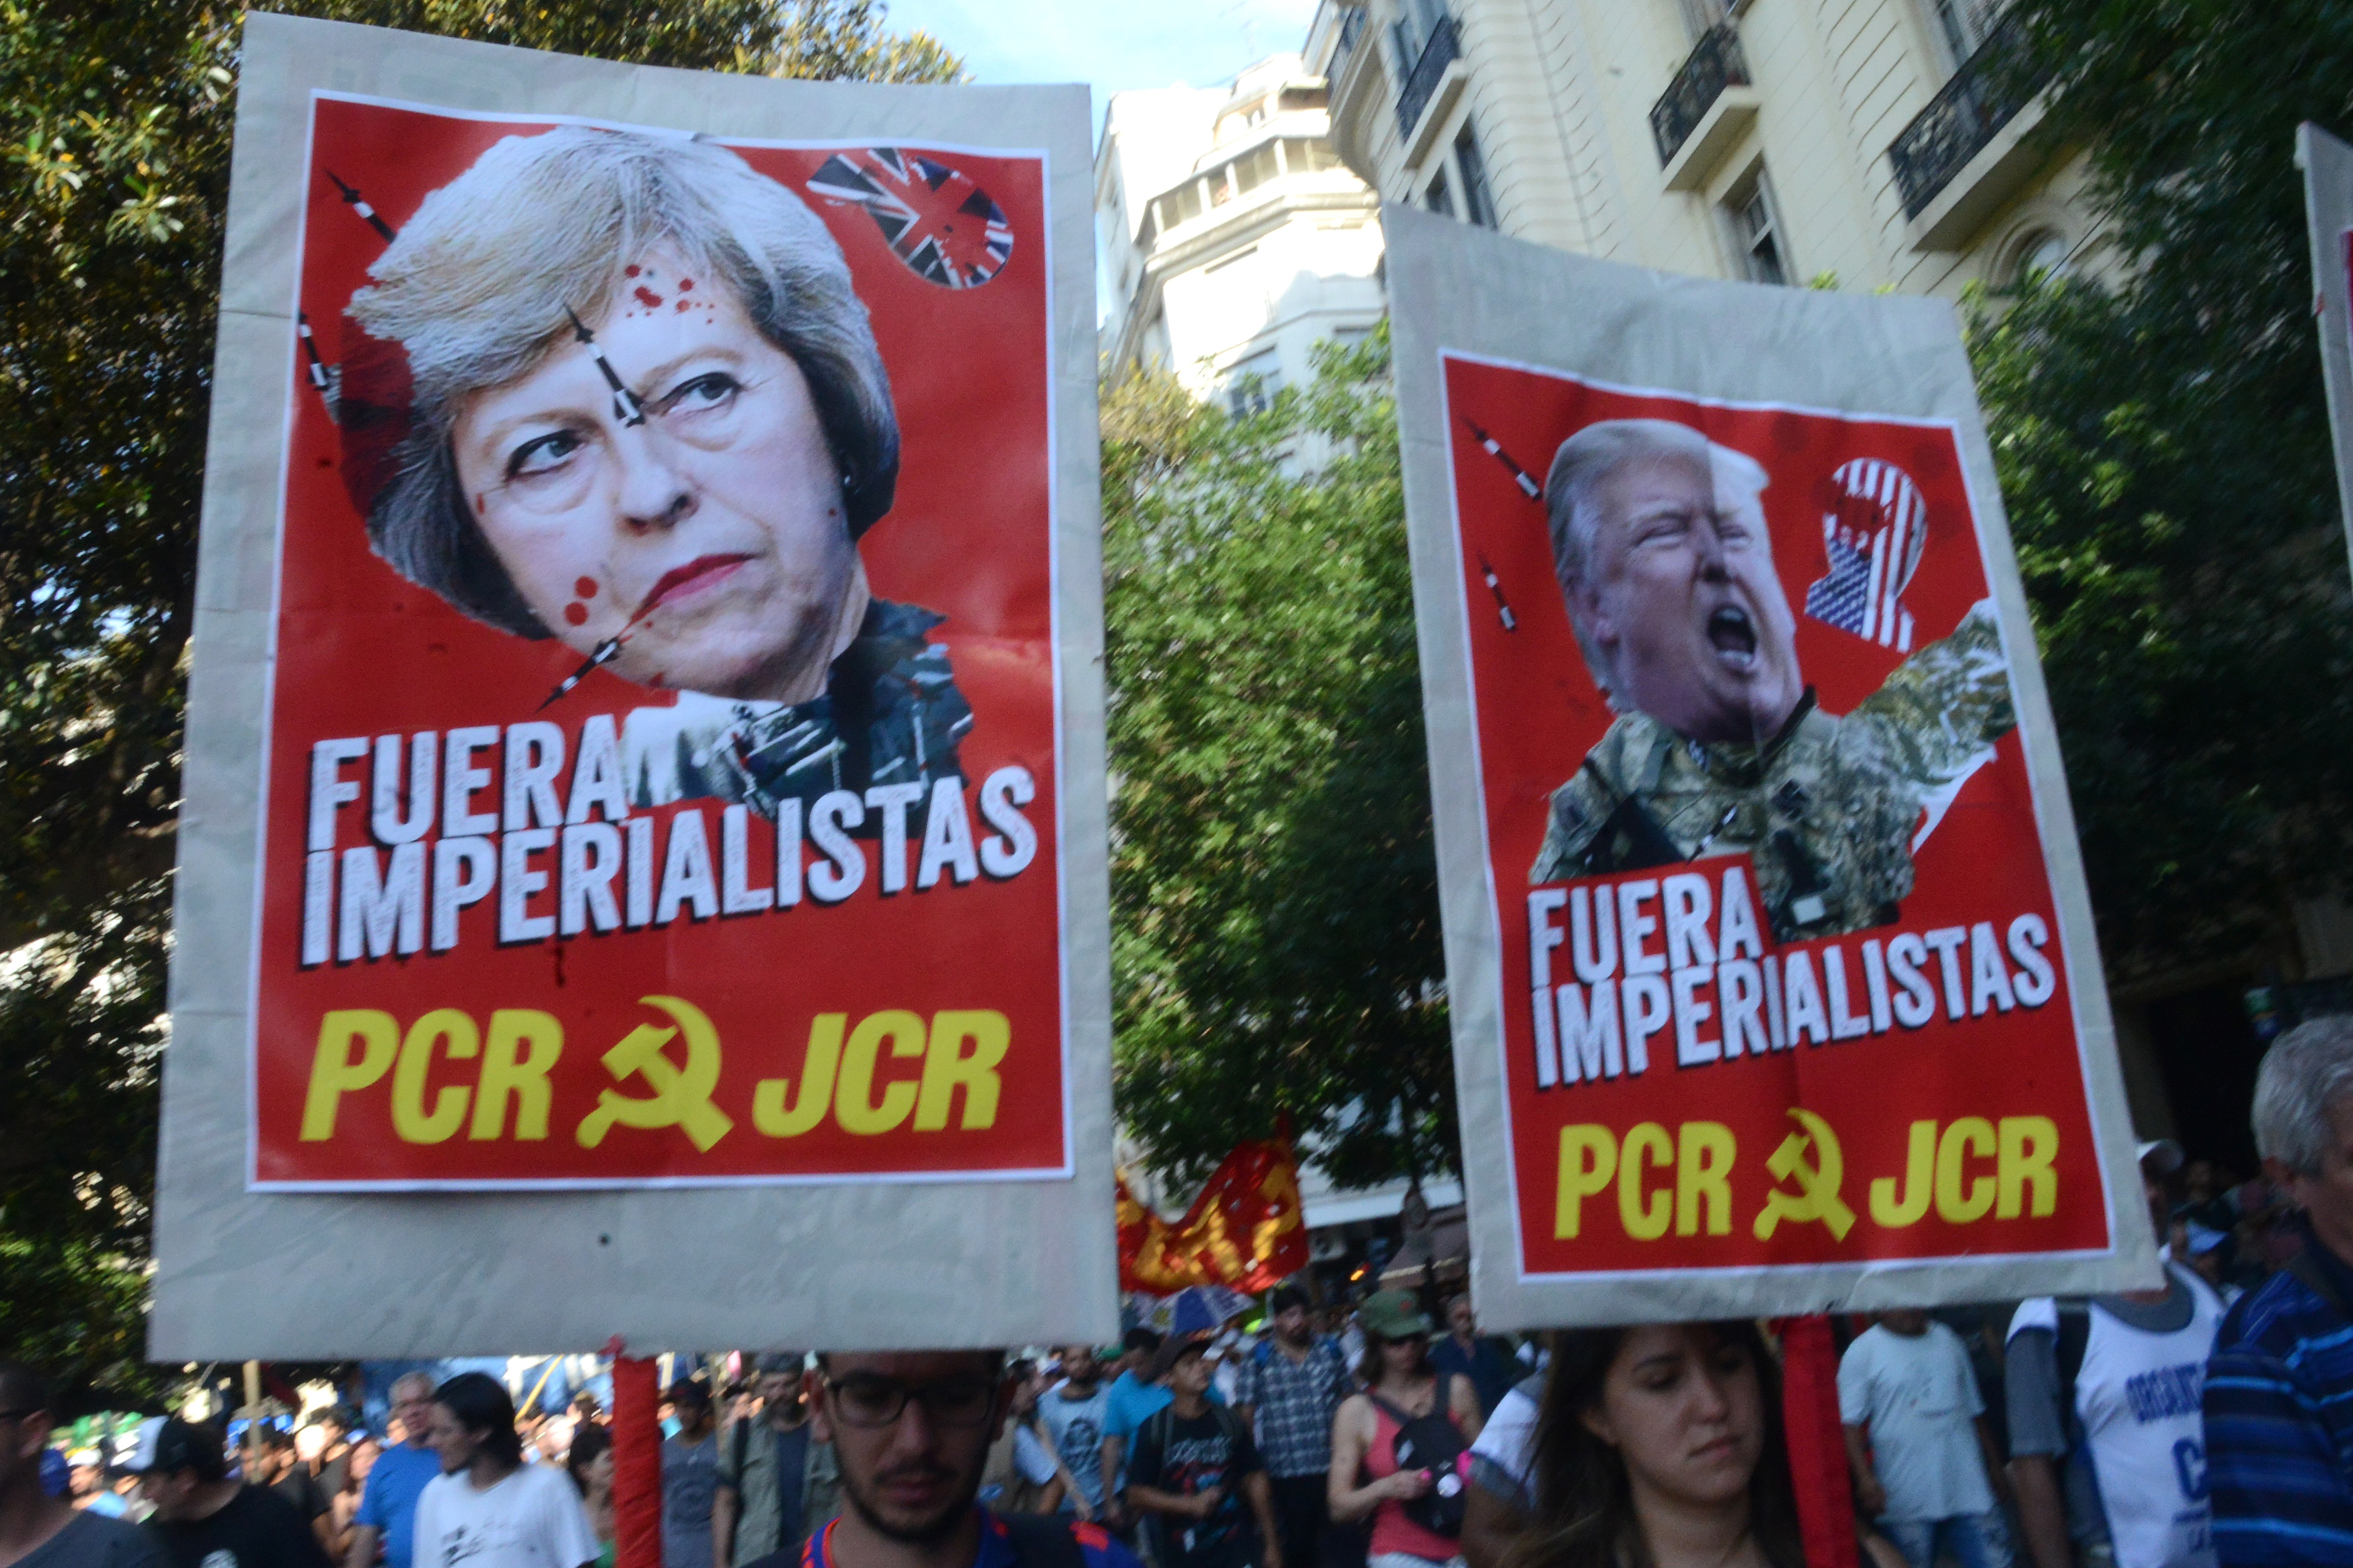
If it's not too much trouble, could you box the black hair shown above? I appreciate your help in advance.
[666,1379,711,1409]
[1501,1322,1802,1568]
[1270,1286,1311,1315]
[1123,1328,1163,1356]
[434,1372,524,1466]
[566,1421,613,1497]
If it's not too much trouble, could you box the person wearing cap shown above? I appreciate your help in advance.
[336,125,969,820]
[2206,1015,2353,1565]
[346,1376,440,1568]
[410,1374,598,1568]
[715,1356,836,1568]
[2003,1138,2225,1568]
[125,1415,333,1568]
[1098,1334,1228,1541]
[660,1382,720,1568]
[1124,1339,1281,1568]
[0,1361,162,1568]
[1327,1291,1481,1568]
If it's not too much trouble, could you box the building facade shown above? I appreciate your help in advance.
[1097,56,1386,409]
[1314,0,2090,300]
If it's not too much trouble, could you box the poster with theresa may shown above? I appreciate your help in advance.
[1383,206,2156,1328]
[152,13,1113,1356]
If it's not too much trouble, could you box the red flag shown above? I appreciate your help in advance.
[1119,1134,1309,1294]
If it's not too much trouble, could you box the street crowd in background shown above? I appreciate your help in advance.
[8,1018,2353,1568]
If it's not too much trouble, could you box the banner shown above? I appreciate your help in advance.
[1384,206,2155,1327]
[1118,1138,1309,1295]
[152,14,1115,1356]
[2297,123,2353,576]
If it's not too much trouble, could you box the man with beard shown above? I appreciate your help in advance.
[1532,419,2015,940]
[747,1354,1136,1568]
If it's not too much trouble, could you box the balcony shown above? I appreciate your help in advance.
[1888,14,2056,248]
[1331,5,1367,87]
[1395,17,1458,143]
[1650,23,1751,171]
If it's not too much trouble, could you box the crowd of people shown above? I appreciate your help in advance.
[7,1018,2353,1568]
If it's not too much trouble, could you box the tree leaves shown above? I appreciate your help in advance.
[1102,332,1457,1190]
[1971,3,2353,985]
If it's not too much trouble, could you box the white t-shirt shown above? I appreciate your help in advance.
[411,1461,600,1568]
[1836,1321,1994,1523]
[1466,1380,1542,1509]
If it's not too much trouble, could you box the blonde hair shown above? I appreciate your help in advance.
[344,125,897,638]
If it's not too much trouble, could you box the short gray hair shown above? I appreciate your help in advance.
[2253,1014,2353,1176]
[343,126,898,639]
[389,1371,437,1402]
[1541,419,1769,692]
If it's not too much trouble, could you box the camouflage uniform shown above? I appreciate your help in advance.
[624,597,972,824]
[1530,602,2015,940]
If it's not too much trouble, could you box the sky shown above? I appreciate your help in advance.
[882,0,1325,132]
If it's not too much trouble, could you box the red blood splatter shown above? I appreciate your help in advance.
[625,265,640,277]
[575,576,598,598]
[475,493,487,514]
[677,278,693,291]
[563,603,589,626]
[677,301,691,312]
[633,286,663,308]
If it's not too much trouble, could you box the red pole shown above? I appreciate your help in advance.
[1775,1314,1859,1568]
[611,1346,664,1568]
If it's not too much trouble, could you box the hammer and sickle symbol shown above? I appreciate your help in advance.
[1752,1106,1856,1241]
[574,995,736,1151]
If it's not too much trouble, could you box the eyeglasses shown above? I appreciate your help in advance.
[821,1374,997,1430]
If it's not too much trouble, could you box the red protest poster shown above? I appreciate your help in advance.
[1439,352,2114,1284]
[252,96,1066,1188]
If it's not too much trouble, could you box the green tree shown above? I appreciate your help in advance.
[1102,335,1455,1188]
[1971,3,2353,985]
[0,0,958,1402]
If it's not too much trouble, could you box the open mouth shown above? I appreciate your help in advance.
[637,553,751,616]
[1706,604,1758,669]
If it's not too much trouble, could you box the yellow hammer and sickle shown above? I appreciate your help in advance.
[1252,1158,1305,1262]
[575,995,735,1151]
[1752,1107,1856,1241]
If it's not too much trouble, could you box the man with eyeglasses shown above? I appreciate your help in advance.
[0,1362,162,1568]
[739,1353,1138,1568]
[346,1375,441,1568]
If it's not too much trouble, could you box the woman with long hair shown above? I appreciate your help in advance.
[1329,1291,1485,1568]
[1497,1323,1902,1568]
[566,1422,617,1568]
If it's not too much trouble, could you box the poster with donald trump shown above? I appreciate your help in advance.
[152,14,1115,1358]
[1384,206,2156,1326]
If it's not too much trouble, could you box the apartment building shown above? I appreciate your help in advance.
[1097,55,1386,408]
[1312,0,2090,300]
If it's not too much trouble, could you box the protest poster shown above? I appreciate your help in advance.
[1384,205,2158,1327]
[2299,122,2353,574]
[151,13,1114,1356]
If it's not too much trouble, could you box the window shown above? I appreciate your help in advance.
[1424,170,1455,217]
[1332,324,1374,345]
[2007,226,2071,285]
[1279,86,1329,112]
[1931,0,2002,62]
[1455,124,1496,229]
[1678,0,1730,38]
[1226,348,1282,417]
[1722,170,1787,285]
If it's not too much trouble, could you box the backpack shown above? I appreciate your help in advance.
[1370,1382,1470,1539]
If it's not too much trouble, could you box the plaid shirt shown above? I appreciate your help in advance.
[1232,1335,1351,1478]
